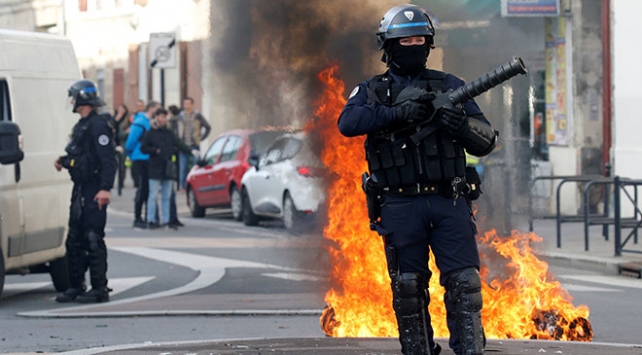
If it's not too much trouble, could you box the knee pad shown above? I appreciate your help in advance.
[393,272,429,315]
[445,267,483,313]
[86,230,106,251]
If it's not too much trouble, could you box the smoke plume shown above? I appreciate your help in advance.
[210,0,404,129]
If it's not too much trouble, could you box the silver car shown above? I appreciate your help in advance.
[240,131,325,232]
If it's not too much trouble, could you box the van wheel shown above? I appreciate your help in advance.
[242,190,259,226]
[230,187,243,221]
[188,187,206,218]
[49,257,70,292]
[0,247,5,298]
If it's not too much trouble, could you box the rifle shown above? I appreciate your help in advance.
[394,56,528,140]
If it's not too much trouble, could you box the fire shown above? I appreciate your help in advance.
[307,65,592,342]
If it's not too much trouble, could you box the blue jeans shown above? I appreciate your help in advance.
[178,150,194,190]
[147,179,173,224]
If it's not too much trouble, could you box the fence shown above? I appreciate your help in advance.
[528,174,642,256]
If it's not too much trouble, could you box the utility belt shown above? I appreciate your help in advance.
[383,177,467,199]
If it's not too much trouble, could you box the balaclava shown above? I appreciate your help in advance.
[386,40,430,76]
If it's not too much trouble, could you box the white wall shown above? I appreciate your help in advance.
[612,0,642,179]
[612,0,642,215]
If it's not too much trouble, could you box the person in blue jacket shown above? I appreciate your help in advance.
[125,101,160,228]
[337,5,498,355]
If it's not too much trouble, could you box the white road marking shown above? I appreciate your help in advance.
[18,247,309,317]
[262,272,326,282]
[3,277,154,300]
[560,283,621,292]
[558,275,642,289]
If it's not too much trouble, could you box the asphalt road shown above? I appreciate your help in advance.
[2,205,642,354]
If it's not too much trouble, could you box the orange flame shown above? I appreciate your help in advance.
[307,65,592,342]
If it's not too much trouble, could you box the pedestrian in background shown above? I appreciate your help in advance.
[167,104,184,227]
[54,79,116,303]
[129,99,146,187]
[337,4,497,355]
[126,100,160,229]
[141,107,196,229]
[113,103,130,195]
[175,97,211,191]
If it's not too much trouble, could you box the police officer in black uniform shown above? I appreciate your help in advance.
[54,79,117,303]
[338,5,497,355]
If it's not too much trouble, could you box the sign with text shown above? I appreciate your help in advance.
[501,0,560,17]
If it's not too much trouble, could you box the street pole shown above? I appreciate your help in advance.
[160,68,165,107]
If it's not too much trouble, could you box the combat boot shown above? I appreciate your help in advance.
[75,287,110,303]
[55,287,86,303]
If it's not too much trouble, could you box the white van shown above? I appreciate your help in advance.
[0,29,83,298]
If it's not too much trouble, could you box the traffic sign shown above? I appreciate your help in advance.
[149,32,176,69]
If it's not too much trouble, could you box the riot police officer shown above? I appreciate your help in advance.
[54,79,117,303]
[338,5,497,355]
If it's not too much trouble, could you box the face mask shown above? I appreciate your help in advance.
[387,41,429,75]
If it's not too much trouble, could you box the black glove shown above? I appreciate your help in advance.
[439,104,469,136]
[393,100,430,123]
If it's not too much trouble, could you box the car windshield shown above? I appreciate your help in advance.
[249,130,291,157]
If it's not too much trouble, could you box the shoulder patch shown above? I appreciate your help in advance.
[349,86,360,99]
[98,134,110,146]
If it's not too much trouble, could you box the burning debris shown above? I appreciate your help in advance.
[308,66,592,342]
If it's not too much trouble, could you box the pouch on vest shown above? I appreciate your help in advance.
[465,166,482,200]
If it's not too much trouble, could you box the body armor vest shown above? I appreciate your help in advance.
[365,69,466,188]
[64,115,100,183]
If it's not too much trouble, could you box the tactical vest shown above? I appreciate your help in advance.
[365,69,466,188]
[64,114,100,183]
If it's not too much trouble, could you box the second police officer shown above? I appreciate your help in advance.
[338,4,497,355]
[54,79,116,303]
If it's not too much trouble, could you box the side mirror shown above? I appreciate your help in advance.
[0,121,24,165]
[196,158,207,168]
[247,155,259,170]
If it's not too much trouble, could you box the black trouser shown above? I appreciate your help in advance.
[170,188,178,222]
[66,181,108,290]
[133,160,149,221]
[377,193,482,355]
[116,151,127,195]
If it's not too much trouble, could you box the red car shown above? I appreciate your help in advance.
[185,128,290,219]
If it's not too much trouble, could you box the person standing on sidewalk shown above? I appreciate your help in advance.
[125,101,160,229]
[54,79,116,303]
[175,97,211,191]
[140,107,196,229]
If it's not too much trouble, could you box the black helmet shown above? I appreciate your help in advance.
[68,79,104,111]
[376,4,437,50]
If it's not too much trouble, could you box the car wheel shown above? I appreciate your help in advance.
[188,187,206,218]
[49,256,70,292]
[283,192,302,233]
[242,190,259,226]
[230,187,243,221]
[0,247,4,298]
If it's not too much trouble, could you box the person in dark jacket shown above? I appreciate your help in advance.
[140,108,196,229]
[54,79,117,303]
[337,4,497,355]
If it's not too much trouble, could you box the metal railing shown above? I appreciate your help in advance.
[529,174,642,256]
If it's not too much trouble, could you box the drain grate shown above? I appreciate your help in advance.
[619,262,642,278]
